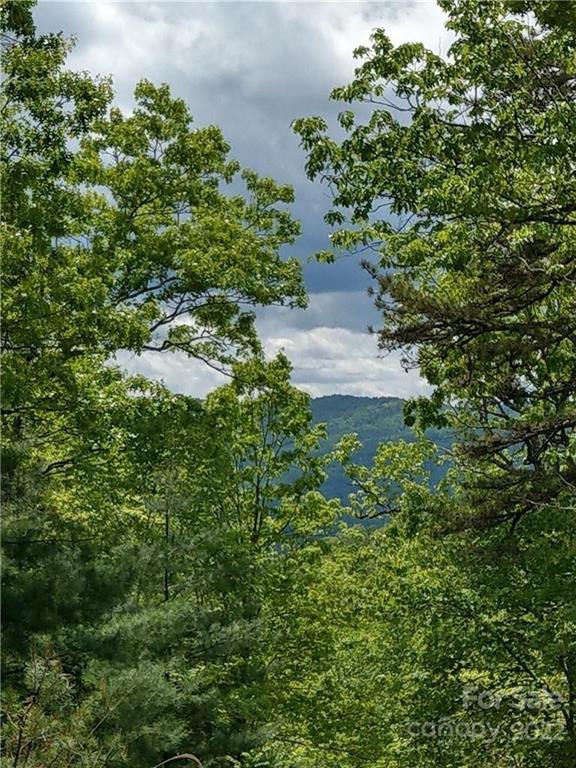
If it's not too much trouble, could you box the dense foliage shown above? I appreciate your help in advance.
[293,1,576,764]
[2,1,575,767]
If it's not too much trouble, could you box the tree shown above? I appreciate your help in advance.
[30,357,339,768]
[293,1,576,763]
[204,353,336,546]
[1,0,305,646]
[294,0,576,530]
[2,10,304,438]
[1,373,338,760]
[263,517,576,768]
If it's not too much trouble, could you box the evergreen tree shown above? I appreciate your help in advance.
[292,1,576,763]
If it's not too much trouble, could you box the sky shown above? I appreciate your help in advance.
[35,0,448,398]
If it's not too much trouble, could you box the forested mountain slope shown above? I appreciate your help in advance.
[311,395,449,501]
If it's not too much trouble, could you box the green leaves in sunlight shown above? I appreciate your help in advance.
[2,2,575,767]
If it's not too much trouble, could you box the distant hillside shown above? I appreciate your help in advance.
[310,394,449,503]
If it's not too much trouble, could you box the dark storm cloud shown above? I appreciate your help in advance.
[34,1,446,296]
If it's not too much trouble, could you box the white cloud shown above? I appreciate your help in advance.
[258,293,430,398]
[35,2,448,137]
[116,292,429,399]
[115,348,228,397]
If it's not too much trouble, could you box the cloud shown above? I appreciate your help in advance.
[257,292,429,398]
[115,347,228,396]
[117,291,429,399]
